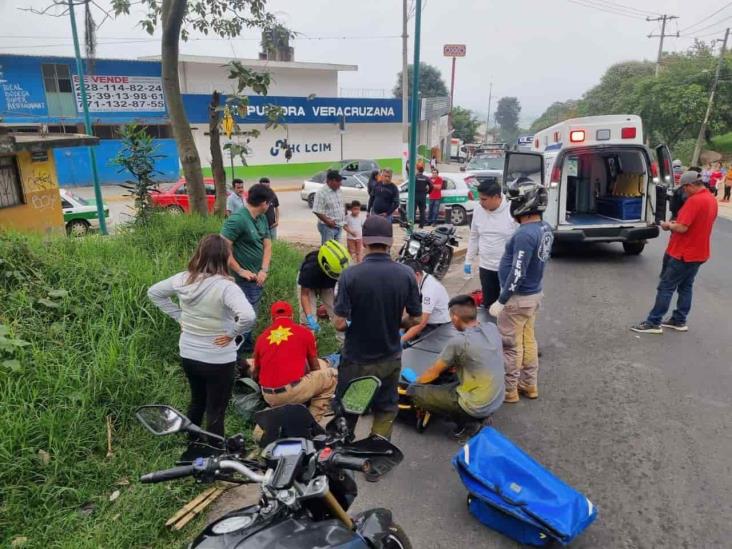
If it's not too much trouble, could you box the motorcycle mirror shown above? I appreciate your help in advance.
[136,405,191,436]
[341,376,381,415]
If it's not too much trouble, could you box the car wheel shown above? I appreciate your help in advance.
[449,205,467,226]
[66,219,90,237]
[307,194,315,209]
[622,241,645,255]
[166,205,184,215]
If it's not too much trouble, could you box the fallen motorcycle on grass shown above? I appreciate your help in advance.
[135,376,411,548]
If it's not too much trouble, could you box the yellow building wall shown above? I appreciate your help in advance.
[0,150,64,234]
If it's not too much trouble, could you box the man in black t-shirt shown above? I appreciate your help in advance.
[414,163,434,228]
[259,177,280,239]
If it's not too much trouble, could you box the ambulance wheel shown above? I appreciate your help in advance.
[307,194,315,209]
[622,241,645,255]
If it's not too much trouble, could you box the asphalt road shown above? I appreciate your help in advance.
[351,219,732,548]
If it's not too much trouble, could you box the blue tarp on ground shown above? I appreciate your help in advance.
[453,427,597,546]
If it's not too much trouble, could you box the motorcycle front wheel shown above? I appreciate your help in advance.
[383,523,413,549]
[432,247,453,280]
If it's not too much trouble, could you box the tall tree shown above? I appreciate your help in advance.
[393,62,449,98]
[112,0,278,216]
[495,97,521,142]
[529,100,579,133]
[452,106,480,143]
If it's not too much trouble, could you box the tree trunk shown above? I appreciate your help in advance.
[161,0,207,216]
[209,91,227,217]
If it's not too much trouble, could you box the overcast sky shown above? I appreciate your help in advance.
[1,0,729,126]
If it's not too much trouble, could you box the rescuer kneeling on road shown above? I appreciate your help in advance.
[408,294,505,441]
[252,301,337,423]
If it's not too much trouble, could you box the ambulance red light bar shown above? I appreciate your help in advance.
[621,127,637,139]
[569,130,585,143]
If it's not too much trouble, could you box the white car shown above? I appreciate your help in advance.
[300,173,370,209]
[60,189,110,236]
[399,172,478,226]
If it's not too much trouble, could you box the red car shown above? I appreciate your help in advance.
[151,177,224,214]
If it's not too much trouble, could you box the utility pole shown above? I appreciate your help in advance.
[692,28,730,166]
[647,14,679,77]
[401,0,409,180]
[486,81,493,142]
[407,0,423,226]
[68,0,107,235]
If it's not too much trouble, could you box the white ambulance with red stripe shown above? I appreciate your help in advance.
[502,115,673,255]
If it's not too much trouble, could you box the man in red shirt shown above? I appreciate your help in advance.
[632,171,718,333]
[428,167,444,226]
[253,301,337,421]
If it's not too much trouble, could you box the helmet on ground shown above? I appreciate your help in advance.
[317,240,350,279]
[506,177,548,218]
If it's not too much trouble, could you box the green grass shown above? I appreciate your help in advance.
[201,157,402,181]
[710,132,732,155]
[0,214,329,548]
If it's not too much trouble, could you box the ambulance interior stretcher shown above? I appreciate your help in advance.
[561,148,647,226]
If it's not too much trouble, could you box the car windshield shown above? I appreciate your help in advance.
[467,155,504,170]
[65,191,89,205]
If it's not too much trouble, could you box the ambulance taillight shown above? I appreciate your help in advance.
[550,164,561,188]
[569,130,585,143]
[621,127,637,139]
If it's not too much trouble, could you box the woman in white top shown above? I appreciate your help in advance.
[148,234,255,458]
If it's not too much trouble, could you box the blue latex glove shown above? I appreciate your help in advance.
[306,314,320,332]
[399,329,405,337]
[463,263,472,275]
[346,319,352,327]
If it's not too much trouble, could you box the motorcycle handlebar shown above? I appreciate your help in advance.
[140,464,195,484]
[331,454,371,473]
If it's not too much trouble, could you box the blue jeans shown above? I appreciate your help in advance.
[269,227,277,240]
[646,256,702,325]
[428,199,441,224]
[236,278,264,351]
[317,222,341,244]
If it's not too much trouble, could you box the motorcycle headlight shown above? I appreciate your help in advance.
[407,239,421,255]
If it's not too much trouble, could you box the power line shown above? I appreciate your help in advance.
[681,15,732,36]
[679,2,732,33]
[566,0,646,20]
[584,0,661,17]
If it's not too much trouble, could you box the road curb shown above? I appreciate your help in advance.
[272,185,302,193]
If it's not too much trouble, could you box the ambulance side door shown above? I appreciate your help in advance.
[651,144,672,223]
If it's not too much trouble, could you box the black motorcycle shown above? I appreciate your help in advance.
[396,210,459,280]
[135,376,411,548]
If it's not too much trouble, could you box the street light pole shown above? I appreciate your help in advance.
[692,28,730,166]
[486,81,493,142]
[68,0,107,235]
[401,0,409,180]
[407,0,422,226]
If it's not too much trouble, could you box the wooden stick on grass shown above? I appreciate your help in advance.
[165,487,218,528]
[106,416,114,458]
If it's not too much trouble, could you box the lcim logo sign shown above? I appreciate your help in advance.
[270,139,332,157]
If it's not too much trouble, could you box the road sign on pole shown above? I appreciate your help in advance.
[443,44,466,57]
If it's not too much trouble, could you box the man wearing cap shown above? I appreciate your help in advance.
[631,171,718,334]
[334,216,422,467]
[313,169,346,244]
[252,301,337,422]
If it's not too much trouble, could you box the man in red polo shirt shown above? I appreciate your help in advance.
[632,171,718,334]
[253,301,337,421]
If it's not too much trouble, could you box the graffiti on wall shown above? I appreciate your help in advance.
[26,169,55,192]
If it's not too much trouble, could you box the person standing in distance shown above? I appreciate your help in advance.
[465,180,517,310]
[313,169,346,244]
[226,178,246,217]
[221,183,274,352]
[428,168,444,226]
[333,216,422,479]
[370,168,400,222]
[631,171,718,334]
[414,163,434,228]
[489,180,553,403]
[259,177,280,240]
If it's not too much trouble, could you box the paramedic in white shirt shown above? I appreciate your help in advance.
[401,259,451,346]
[464,180,518,309]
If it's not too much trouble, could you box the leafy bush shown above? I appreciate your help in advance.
[672,138,697,166]
[0,214,316,548]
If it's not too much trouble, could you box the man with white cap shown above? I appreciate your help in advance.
[631,171,718,334]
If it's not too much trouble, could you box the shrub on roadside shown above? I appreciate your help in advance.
[0,214,320,548]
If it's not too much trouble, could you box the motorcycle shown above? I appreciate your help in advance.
[135,376,411,548]
[395,207,460,280]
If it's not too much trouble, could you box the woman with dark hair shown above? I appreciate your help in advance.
[148,234,255,459]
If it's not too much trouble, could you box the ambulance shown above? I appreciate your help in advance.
[502,115,673,254]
